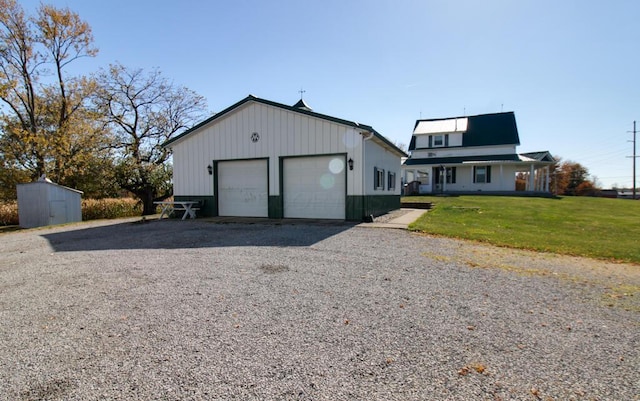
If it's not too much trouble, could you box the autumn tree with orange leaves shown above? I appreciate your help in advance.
[0,0,116,198]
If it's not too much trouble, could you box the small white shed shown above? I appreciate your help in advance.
[16,176,83,228]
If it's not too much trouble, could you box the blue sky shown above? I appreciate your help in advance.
[17,0,640,188]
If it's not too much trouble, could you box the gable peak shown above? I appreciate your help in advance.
[292,98,312,112]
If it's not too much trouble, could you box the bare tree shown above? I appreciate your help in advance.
[95,63,207,215]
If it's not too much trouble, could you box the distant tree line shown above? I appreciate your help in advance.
[0,0,208,214]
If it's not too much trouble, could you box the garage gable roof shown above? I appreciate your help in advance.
[163,95,407,156]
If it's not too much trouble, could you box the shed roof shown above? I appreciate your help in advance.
[17,179,84,194]
[163,95,407,157]
[409,112,520,150]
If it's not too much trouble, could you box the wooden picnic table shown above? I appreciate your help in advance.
[154,201,200,220]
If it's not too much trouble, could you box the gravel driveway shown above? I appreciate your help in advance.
[0,218,638,400]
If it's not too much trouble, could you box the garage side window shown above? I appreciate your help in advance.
[374,167,385,190]
[388,172,396,190]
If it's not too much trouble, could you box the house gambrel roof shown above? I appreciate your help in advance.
[408,111,520,151]
[163,95,407,157]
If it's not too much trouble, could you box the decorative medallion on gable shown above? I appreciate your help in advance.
[250,132,260,143]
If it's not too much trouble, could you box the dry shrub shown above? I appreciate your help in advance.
[0,201,19,226]
[1,198,144,226]
[82,198,143,220]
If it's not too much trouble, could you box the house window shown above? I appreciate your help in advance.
[433,135,444,147]
[430,134,448,148]
[474,166,492,183]
[388,172,396,190]
[435,167,456,184]
[374,167,385,190]
[446,167,456,184]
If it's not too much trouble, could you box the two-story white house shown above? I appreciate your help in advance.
[402,112,554,195]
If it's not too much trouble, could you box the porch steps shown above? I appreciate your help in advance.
[400,202,433,209]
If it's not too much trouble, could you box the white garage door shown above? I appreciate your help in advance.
[283,155,346,219]
[218,159,268,217]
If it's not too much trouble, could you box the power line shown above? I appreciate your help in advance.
[567,144,628,161]
[578,149,629,164]
[627,121,638,199]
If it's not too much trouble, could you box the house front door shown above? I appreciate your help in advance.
[416,169,432,194]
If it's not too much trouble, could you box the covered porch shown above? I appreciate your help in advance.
[402,152,555,195]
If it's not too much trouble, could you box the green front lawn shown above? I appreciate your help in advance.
[405,196,640,264]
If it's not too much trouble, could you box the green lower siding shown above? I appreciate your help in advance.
[173,194,400,221]
[270,194,399,221]
[268,196,283,219]
[174,195,216,217]
[347,195,401,221]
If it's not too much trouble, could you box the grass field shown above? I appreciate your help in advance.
[405,195,640,264]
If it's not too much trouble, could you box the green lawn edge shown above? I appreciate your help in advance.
[404,195,640,264]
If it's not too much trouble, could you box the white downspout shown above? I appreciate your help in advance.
[361,130,374,219]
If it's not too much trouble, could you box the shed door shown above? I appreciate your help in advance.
[49,200,67,225]
[283,155,346,219]
[217,159,268,217]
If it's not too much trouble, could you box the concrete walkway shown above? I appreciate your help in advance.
[357,208,428,229]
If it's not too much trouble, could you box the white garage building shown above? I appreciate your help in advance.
[163,95,406,220]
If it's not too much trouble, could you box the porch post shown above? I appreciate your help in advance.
[529,164,535,192]
[442,168,447,192]
[545,166,550,192]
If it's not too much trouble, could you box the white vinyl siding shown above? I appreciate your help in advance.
[364,139,402,195]
[410,143,516,159]
[414,132,463,149]
[170,102,364,198]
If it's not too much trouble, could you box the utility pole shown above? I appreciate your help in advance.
[628,121,637,200]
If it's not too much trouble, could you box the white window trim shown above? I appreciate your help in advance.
[474,166,488,183]
[374,167,385,190]
[388,172,396,190]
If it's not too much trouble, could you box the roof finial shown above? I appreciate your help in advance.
[299,87,306,100]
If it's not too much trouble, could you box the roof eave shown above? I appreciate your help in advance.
[162,95,407,157]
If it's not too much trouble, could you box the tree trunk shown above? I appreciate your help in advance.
[141,190,156,216]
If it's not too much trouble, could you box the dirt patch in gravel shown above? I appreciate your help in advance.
[418,233,640,312]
